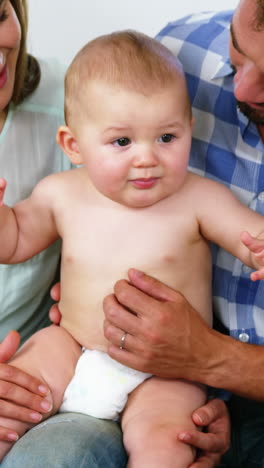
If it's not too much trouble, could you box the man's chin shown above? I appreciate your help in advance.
[237,100,264,125]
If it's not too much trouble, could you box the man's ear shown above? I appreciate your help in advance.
[56,125,83,165]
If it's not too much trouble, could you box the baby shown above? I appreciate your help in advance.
[0,31,264,467]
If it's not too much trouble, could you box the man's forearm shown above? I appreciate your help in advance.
[193,328,264,401]
[104,269,264,402]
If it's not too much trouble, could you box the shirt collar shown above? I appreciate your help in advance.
[211,23,233,79]
[212,60,233,79]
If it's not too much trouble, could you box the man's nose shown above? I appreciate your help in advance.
[233,61,264,103]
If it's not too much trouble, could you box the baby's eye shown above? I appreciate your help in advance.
[113,137,131,147]
[159,134,175,143]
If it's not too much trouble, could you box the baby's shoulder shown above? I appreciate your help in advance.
[33,167,84,199]
[182,172,208,197]
[185,171,227,194]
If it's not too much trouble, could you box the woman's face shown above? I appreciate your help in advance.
[0,1,21,121]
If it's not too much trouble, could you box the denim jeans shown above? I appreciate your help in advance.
[2,398,264,467]
[218,396,264,468]
[1,413,128,467]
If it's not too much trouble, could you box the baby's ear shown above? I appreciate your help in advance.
[56,125,83,165]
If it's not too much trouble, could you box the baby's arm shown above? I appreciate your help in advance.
[195,176,264,277]
[0,176,59,264]
[240,231,264,281]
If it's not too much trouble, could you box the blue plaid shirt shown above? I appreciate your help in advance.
[156,11,264,346]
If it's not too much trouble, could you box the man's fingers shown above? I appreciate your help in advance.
[49,303,61,324]
[128,268,179,302]
[50,282,61,301]
[192,398,228,426]
[189,453,219,468]
[0,331,20,363]
[49,282,62,323]
[108,345,140,369]
[103,293,143,337]
[179,399,230,466]
[114,275,183,321]
[179,430,226,453]
[113,278,158,318]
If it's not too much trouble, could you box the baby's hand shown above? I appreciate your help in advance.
[241,231,264,281]
[0,178,6,207]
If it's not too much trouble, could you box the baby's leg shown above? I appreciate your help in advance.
[0,325,81,462]
[122,376,206,468]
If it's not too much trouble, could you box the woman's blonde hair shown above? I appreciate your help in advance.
[10,0,40,105]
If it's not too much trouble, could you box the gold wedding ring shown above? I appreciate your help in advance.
[119,332,127,350]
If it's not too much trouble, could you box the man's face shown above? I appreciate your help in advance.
[230,0,264,124]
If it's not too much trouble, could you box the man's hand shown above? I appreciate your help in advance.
[49,282,62,324]
[104,268,219,382]
[178,399,230,467]
[104,270,231,466]
[0,331,52,442]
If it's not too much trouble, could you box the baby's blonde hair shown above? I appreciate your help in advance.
[64,30,191,125]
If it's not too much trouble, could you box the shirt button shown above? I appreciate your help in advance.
[258,192,264,202]
[243,265,251,274]
[239,332,249,343]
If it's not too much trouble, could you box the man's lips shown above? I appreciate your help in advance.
[129,177,159,189]
[247,101,264,109]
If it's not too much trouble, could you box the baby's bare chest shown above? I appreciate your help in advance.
[60,201,205,280]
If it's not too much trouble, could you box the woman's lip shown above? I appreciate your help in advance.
[0,66,7,89]
[0,52,4,67]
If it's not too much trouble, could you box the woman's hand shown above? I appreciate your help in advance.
[0,331,52,442]
[178,399,230,467]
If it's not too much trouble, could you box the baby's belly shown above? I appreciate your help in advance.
[59,280,113,351]
[60,316,109,352]
[59,259,212,351]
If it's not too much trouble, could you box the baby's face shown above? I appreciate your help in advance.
[75,81,193,208]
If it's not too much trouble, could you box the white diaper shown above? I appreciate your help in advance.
[60,349,151,421]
